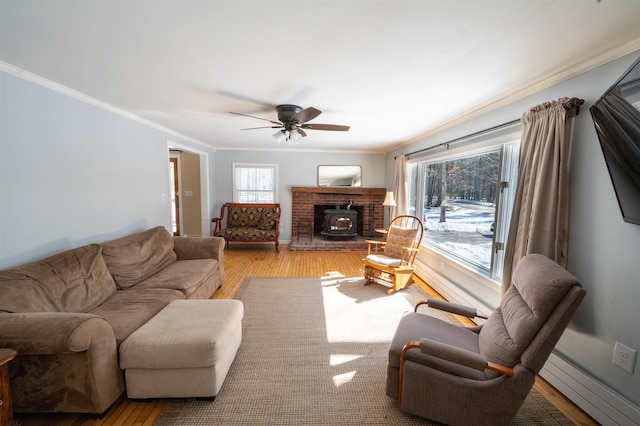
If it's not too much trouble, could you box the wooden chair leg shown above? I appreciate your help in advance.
[393,271,415,292]
[363,266,372,285]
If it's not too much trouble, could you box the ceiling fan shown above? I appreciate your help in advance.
[230,104,350,143]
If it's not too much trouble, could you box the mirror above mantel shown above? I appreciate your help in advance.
[318,165,362,187]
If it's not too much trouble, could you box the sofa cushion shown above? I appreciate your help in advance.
[388,311,485,381]
[216,227,277,241]
[119,299,244,370]
[0,244,117,313]
[133,259,219,298]
[88,287,184,344]
[101,226,177,289]
[365,254,401,268]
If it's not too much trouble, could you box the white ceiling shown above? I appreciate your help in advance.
[2,0,640,153]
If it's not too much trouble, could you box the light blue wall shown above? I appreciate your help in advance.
[387,51,640,411]
[0,71,217,269]
[0,69,386,265]
[213,150,387,240]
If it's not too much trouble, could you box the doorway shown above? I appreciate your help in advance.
[167,143,210,237]
[169,154,181,236]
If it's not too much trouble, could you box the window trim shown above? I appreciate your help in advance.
[407,127,521,285]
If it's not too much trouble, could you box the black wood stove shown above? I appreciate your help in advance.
[321,209,358,240]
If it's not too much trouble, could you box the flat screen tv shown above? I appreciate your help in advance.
[590,55,640,225]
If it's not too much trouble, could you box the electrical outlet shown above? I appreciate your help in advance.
[612,341,637,374]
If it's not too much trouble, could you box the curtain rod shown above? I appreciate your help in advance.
[396,118,521,160]
[396,97,584,160]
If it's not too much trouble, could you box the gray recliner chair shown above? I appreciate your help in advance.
[386,253,586,426]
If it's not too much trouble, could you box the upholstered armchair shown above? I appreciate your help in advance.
[362,215,423,294]
[386,254,586,425]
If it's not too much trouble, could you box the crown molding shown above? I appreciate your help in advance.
[1,61,214,151]
[397,39,640,151]
[215,145,385,155]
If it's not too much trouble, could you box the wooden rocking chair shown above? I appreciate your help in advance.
[362,215,424,294]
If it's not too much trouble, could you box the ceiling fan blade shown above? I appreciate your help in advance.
[291,107,322,124]
[241,125,283,130]
[300,123,350,131]
[297,128,307,137]
[230,111,281,125]
[218,90,277,109]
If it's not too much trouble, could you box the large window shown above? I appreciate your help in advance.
[408,137,520,282]
[233,163,278,203]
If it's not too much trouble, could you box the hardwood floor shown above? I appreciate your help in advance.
[14,244,597,425]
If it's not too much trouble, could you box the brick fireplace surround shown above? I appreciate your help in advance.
[290,187,387,251]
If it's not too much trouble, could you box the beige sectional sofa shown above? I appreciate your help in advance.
[0,226,225,415]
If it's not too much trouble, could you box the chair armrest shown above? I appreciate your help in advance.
[211,217,222,235]
[402,338,514,377]
[415,298,488,319]
[273,215,281,236]
[397,339,513,409]
[0,312,114,354]
[418,338,514,376]
[398,246,420,266]
[365,239,385,255]
[211,204,228,235]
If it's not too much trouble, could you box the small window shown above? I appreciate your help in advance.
[233,163,278,203]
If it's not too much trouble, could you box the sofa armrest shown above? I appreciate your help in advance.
[0,312,125,414]
[173,236,225,280]
[173,236,225,260]
[0,312,114,354]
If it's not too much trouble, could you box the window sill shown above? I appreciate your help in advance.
[415,246,501,314]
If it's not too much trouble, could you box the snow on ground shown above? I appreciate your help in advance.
[422,200,495,269]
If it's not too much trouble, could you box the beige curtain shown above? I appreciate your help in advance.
[501,97,582,292]
[393,154,408,217]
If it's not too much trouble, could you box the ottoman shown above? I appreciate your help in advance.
[119,299,244,399]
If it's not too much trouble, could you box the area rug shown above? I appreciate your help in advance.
[154,277,571,425]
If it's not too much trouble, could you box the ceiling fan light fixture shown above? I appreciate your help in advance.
[273,130,287,143]
[233,104,349,143]
[289,129,302,142]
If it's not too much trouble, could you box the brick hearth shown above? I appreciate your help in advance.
[290,187,387,251]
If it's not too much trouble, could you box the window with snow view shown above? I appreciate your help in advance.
[408,141,520,282]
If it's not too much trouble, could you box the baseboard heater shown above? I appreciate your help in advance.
[541,354,640,426]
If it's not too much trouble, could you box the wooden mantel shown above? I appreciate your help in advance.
[292,186,387,196]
